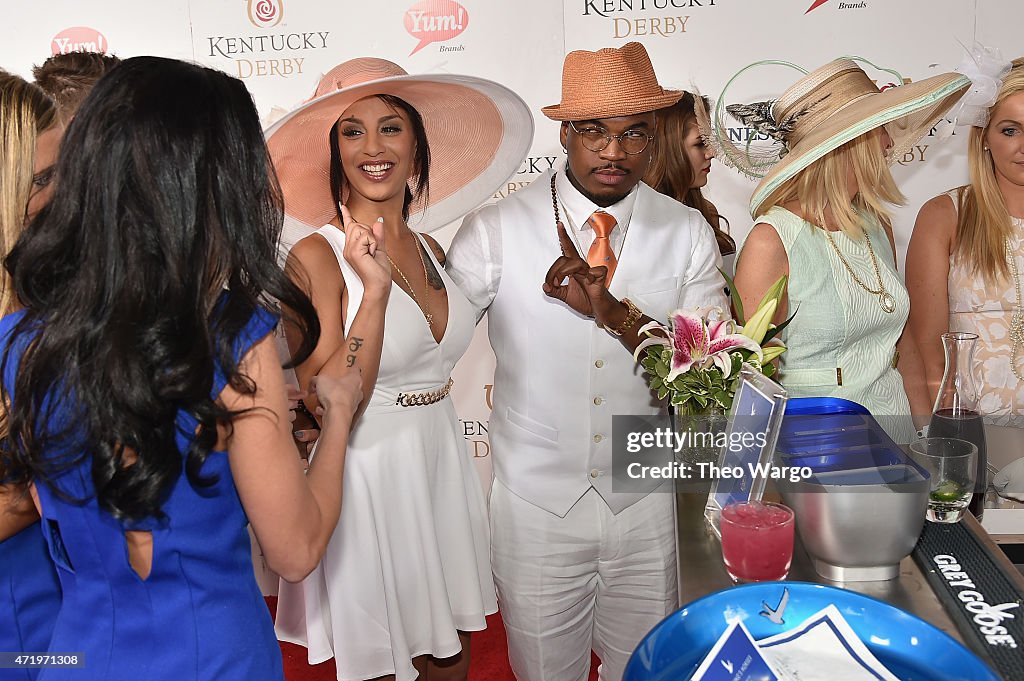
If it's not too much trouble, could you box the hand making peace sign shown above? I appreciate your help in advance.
[542,221,611,318]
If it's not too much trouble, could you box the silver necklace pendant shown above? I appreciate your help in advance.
[879,291,896,314]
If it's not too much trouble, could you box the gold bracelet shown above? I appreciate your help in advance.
[603,297,643,337]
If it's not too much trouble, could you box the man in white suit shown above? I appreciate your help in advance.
[446,42,727,681]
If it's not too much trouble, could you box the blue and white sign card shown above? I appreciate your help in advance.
[693,606,900,681]
[757,605,899,681]
[691,620,780,681]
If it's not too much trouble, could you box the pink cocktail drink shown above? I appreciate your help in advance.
[720,501,795,582]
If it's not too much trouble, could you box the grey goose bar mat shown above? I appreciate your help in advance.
[912,521,1023,681]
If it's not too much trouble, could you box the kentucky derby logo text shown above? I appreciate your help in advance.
[203,0,328,80]
[404,0,468,55]
[493,155,561,199]
[248,0,283,28]
[581,0,716,41]
[51,27,109,55]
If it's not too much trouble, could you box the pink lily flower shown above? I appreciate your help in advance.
[665,308,762,381]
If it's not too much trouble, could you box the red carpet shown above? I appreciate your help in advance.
[267,597,599,681]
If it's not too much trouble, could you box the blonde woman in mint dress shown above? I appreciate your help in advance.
[699,57,969,443]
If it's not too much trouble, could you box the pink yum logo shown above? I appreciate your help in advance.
[248,0,283,28]
[404,0,468,56]
[51,27,108,55]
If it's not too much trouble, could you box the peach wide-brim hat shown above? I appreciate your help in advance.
[542,42,683,121]
[265,58,534,233]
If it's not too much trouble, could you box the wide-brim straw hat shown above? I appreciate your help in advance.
[542,42,682,121]
[698,58,970,218]
[266,58,534,233]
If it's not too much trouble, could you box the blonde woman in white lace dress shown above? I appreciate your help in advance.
[906,56,1024,468]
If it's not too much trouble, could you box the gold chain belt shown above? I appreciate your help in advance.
[394,378,454,407]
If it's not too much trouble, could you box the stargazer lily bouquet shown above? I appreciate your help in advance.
[634,274,790,416]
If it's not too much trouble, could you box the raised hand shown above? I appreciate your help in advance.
[339,205,392,297]
[542,221,609,317]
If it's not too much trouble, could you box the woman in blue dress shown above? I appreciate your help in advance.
[0,69,61,681]
[0,56,370,681]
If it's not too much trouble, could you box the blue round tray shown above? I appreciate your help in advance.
[623,582,997,681]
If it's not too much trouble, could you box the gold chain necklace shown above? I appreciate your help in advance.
[550,172,631,261]
[1005,234,1023,381]
[824,229,897,313]
[386,237,433,328]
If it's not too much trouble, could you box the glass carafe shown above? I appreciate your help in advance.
[928,332,987,520]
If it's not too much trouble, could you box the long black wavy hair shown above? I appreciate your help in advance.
[1,56,320,521]
[328,94,431,222]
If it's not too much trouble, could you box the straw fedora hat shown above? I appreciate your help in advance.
[698,58,970,217]
[265,58,534,233]
[542,42,682,121]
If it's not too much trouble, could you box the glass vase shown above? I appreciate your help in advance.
[928,332,988,520]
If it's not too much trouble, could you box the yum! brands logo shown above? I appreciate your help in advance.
[51,27,109,55]
[404,0,468,56]
[248,0,283,28]
[805,0,867,12]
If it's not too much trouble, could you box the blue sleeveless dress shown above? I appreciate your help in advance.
[0,305,281,681]
[0,523,61,681]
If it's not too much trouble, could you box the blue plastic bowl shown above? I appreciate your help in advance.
[778,443,908,472]
[784,397,871,415]
[776,397,918,473]
[623,582,997,681]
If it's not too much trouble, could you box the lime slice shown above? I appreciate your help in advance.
[931,480,964,502]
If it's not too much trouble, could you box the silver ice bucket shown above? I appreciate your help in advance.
[778,464,929,582]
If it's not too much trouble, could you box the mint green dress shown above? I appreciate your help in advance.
[751,206,916,443]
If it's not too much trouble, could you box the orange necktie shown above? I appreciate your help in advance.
[586,211,618,284]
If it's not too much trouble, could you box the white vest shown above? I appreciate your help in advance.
[485,170,724,516]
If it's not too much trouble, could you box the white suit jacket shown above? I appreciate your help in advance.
[447,169,727,516]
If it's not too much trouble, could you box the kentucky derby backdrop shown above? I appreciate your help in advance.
[4,0,1022,593]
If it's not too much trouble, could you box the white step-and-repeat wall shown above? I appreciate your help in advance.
[5,0,1022,588]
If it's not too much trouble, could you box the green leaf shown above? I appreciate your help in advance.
[657,387,669,401]
[720,267,744,325]
[757,274,788,312]
[762,310,797,344]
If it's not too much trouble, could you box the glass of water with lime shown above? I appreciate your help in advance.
[910,437,978,523]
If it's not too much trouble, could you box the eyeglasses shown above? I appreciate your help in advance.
[569,121,654,155]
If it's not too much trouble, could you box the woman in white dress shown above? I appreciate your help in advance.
[265,58,532,681]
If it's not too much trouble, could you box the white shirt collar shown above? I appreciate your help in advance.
[554,163,639,236]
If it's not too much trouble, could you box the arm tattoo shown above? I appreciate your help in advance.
[346,336,364,367]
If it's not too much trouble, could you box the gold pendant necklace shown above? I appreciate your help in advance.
[386,237,433,328]
[824,229,897,313]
